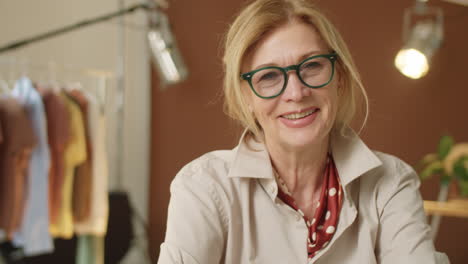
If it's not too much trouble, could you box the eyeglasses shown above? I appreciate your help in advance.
[241,53,338,99]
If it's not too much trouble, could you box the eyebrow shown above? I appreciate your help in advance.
[251,50,327,71]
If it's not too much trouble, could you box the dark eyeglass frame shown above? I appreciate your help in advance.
[240,53,338,99]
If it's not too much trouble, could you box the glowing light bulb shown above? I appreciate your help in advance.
[394,48,429,79]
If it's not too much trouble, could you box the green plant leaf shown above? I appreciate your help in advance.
[420,161,444,180]
[416,153,439,171]
[459,180,468,197]
[453,156,468,181]
[438,135,454,160]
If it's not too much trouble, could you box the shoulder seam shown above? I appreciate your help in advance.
[376,156,415,218]
[175,154,230,232]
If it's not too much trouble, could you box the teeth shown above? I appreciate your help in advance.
[282,109,318,120]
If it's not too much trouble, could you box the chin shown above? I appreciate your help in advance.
[278,128,326,150]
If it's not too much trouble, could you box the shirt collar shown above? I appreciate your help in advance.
[227,127,382,187]
[228,130,275,179]
[330,127,382,186]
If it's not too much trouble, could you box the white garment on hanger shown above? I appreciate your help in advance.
[11,77,53,256]
[74,89,109,236]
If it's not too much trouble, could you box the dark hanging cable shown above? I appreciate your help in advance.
[0,3,151,54]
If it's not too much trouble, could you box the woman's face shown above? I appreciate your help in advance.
[242,21,339,151]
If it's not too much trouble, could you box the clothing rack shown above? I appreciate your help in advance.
[0,59,114,78]
[0,1,155,190]
[0,74,112,263]
[0,3,153,54]
[0,59,114,112]
[0,3,154,262]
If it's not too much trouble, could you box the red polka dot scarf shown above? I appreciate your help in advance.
[275,154,343,261]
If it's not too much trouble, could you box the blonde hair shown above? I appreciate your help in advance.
[222,0,368,139]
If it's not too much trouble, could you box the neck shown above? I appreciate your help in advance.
[266,136,330,204]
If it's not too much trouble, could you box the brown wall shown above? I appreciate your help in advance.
[149,0,468,262]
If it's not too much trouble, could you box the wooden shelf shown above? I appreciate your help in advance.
[424,199,468,218]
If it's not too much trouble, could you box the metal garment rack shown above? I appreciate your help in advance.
[0,3,154,263]
[0,3,152,54]
[0,2,155,192]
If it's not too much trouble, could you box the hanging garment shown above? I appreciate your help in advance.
[12,237,78,263]
[76,235,104,264]
[36,87,71,225]
[0,96,36,239]
[74,90,109,236]
[0,120,2,244]
[0,111,3,244]
[67,89,93,223]
[10,77,54,256]
[0,120,3,145]
[50,92,87,239]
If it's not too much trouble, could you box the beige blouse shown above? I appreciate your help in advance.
[158,128,449,264]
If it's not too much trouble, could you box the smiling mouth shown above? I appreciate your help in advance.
[281,108,319,120]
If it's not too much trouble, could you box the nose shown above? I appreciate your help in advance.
[281,71,311,102]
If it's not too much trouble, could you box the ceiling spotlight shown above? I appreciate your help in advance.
[395,0,443,79]
[147,9,188,86]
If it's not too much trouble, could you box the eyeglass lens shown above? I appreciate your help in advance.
[251,56,332,98]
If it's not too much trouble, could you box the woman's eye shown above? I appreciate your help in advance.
[259,71,280,81]
[303,61,322,69]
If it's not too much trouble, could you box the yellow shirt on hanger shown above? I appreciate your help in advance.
[74,90,109,236]
[50,92,87,239]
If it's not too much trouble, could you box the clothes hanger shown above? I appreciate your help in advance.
[47,61,61,93]
[14,58,36,100]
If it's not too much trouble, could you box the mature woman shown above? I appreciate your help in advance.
[158,0,449,263]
